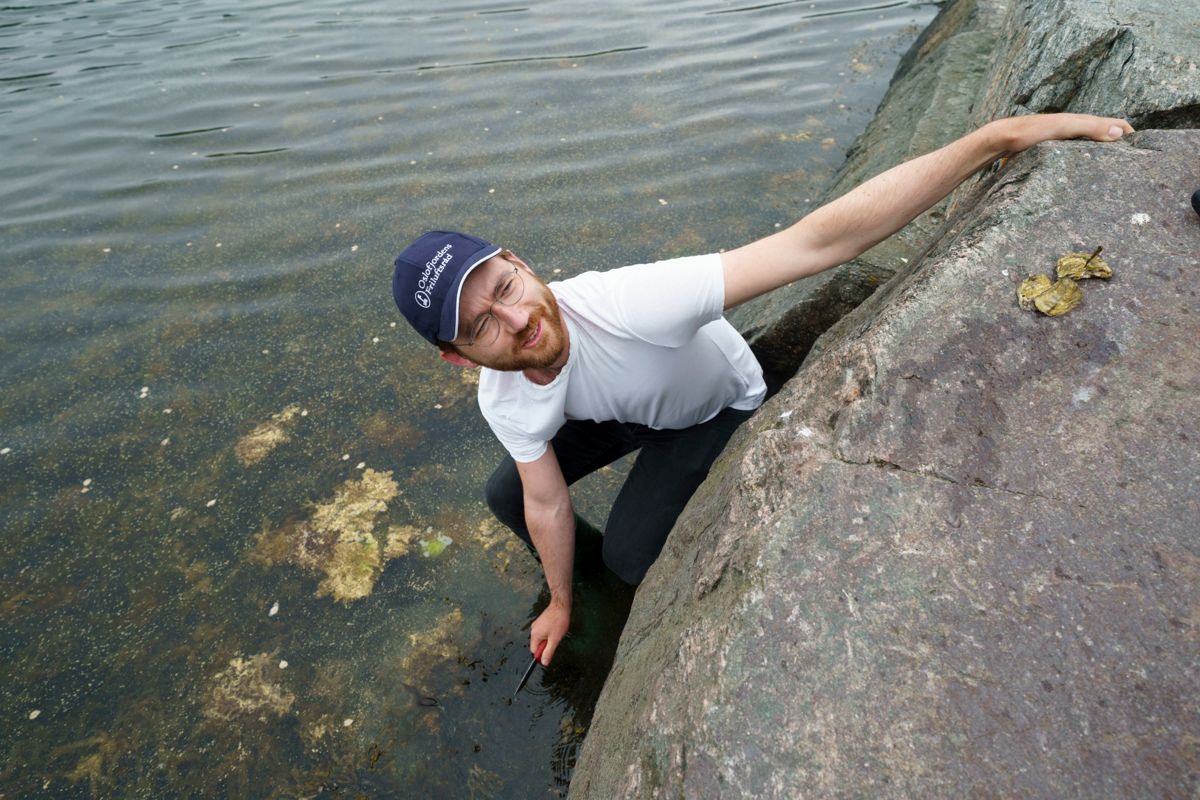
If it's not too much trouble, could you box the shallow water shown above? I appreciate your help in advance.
[1,0,936,795]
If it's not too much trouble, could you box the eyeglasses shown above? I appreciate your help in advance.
[464,266,524,347]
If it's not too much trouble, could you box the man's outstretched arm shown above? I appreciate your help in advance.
[720,113,1134,309]
[516,446,575,666]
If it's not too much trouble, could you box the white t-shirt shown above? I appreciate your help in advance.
[477,253,766,463]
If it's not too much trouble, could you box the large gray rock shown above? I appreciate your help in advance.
[729,0,1011,391]
[975,0,1200,127]
[570,131,1200,798]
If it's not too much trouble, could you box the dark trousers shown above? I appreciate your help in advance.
[484,406,753,585]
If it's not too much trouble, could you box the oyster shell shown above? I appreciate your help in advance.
[1056,250,1112,280]
[1033,277,1082,316]
[1017,274,1053,311]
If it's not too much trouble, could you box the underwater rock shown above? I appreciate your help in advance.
[203,652,294,722]
[235,404,302,466]
[398,608,465,694]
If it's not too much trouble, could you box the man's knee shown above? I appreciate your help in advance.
[601,538,654,586]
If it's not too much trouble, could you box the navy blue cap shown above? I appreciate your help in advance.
[392,230,502,344]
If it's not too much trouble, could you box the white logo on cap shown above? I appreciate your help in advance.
[414,243,454,312]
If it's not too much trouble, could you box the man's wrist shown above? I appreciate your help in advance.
[549,591,572,611]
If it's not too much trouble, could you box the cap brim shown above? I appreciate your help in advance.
[438,245,501,343]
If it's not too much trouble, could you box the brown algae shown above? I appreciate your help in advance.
[235,404,302,466]
[203,652,295,722]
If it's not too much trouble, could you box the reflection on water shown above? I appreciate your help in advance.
[0,0,935,795]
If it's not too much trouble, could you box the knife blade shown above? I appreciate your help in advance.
[512,640,547,700]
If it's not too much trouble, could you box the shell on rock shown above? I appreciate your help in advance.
[1017,274,1054,311]
[1033,277,1082,316]
[1056,251,1112,280]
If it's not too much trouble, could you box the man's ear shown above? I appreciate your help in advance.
[439,349,479,368]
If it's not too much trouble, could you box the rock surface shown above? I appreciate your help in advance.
[728,0,1011,391]
[572,126,1200,799]
[571,0,1200,789]
[729,0,1200,393]
[975,0,1200,128]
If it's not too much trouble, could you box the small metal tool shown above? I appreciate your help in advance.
[512,640,546,700]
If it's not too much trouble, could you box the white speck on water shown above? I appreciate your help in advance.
[372,337,379,343]
[268,601,279,617]
[433,403,443,410]
[141,386,150,394]
[410,160,416,165]
[29,710,40,720]
[102,247,111,253]
[341,454,350,461]
[279,660,288,669]
[343,718,354,727]
[163,408,172,414]
[390,322,397,327]
[552,268,561,274]
[81,487,89,494]
[82,478,92,487]
[356,462,366,470]
[1130,212,1151,226]
[488,188,495,194]
[215,242,222,248]
[300,410,308,417]
[658,198,668,205]
[206,498,217,508]
[0,448,10,455]
[899,257,909,264]
[1001,269,1009,277]
[161,438,170,446]
[351,244,358,252]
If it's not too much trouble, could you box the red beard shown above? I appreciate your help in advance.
[482,290,566,372]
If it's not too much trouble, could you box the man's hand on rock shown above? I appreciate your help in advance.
[992,112,1135,155]
[530,597,570,666]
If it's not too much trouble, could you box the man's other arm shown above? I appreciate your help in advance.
[721,113,1134,309]
[516,445,575,666]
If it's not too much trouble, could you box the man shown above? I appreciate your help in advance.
[392,112,1133,667]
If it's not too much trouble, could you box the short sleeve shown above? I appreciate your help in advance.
[563,253,725,347]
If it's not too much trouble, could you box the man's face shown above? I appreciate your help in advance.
[451,251,566,371]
